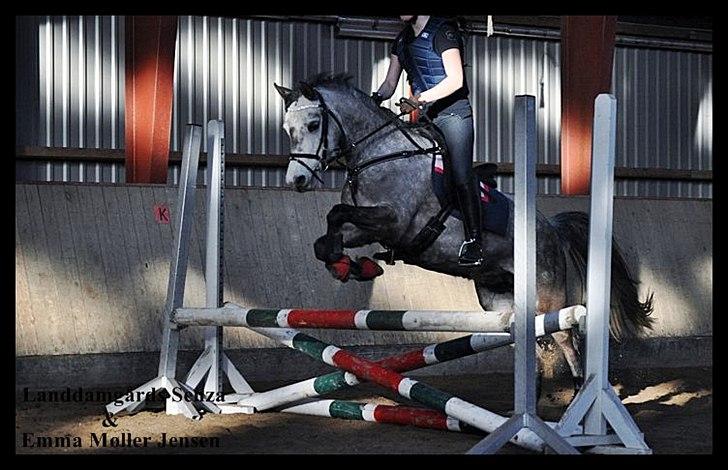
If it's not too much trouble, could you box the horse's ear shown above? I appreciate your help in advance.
[298,82,318,101]
[274,83,297,108]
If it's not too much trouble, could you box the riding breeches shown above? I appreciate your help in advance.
[430,100,475,186]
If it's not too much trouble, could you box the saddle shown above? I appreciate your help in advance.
[373,144,510,265]
[474,163,498,187]
[433,155,509,232]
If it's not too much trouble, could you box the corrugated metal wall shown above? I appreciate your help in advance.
[612,47,712,198]
[25,15,126,183]
[168,17,412,189]
[16,17,39,148]
[17,15,712,198]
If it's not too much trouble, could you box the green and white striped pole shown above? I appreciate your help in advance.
[249,326,559,452]
[280,399,481,434]
[236,305,585,412]
[175,303,514,332]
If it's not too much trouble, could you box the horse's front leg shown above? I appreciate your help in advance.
[314,203,398,282]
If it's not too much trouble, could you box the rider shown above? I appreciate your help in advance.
[372,15,483,266]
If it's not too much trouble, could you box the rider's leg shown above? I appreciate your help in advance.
[433,112,483,266]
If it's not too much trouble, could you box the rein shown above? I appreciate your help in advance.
[288,88,443,204]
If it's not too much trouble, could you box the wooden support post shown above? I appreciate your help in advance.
[560,16,617,195]
[124,16,178,183]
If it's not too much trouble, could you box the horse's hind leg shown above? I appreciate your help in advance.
[539,250,584,398]
[474,285,550,410]
[551,329,584,395]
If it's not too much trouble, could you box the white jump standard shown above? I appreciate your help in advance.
[104,124,218,420]
[105,93,650,454]
[553,95,650,453]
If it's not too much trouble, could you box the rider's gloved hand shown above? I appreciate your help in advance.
[371,91,384,106]
[396,96,424,114]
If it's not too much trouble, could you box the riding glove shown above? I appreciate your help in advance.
[397,97,424,114]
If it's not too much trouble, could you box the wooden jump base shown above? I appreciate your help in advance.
[174,303,585,334]
[106,95,650,454]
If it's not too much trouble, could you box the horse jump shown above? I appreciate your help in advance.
[174,303,585,333]
[232,318,571,413]
[105,94,650,454]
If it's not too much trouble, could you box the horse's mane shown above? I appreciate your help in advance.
[296,72,443,145]
[303,72,356,90]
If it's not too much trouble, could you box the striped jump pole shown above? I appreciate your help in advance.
[280,399,482,434]
[236,305,586,412]
[248,326,562,453]
[175,303,509,332]
[175,302,585,333]
[236,334,509,412]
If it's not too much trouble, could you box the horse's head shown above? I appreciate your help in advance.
[275,81,346,192]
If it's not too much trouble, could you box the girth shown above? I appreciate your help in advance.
[374,200,454,265]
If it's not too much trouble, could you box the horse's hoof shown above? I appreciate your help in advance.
[353,257,384,281]
[573,376,584,394]
[327,255,351,282]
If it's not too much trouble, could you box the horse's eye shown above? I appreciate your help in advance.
[307,121,320,132]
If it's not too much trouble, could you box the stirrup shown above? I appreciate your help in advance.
[458,239,483,266]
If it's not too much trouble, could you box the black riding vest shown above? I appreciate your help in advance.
[398,17,453,96]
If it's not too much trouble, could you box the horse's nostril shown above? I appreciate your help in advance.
[295,175,306,188]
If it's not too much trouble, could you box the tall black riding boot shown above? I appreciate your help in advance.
[455,179,484,266]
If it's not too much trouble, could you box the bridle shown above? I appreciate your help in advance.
[287,87,443,204]
[287,90,349,186]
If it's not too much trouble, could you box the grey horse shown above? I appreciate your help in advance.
[274,73,654,396]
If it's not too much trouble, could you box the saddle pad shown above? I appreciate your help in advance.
[432,153,510,237]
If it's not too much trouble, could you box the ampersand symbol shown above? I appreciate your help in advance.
[101,409,118,428]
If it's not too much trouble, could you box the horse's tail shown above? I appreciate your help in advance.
[550,211,655,341]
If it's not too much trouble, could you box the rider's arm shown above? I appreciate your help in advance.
[377,55,403,100]
[376,33,405,100]
[417,49,463,103]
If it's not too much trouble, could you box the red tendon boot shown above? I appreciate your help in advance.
[327,255,352,282]
[355,256,384,281]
